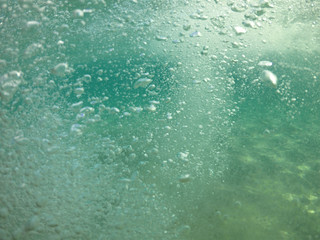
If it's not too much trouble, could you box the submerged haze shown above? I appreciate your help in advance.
[0,0,320,239]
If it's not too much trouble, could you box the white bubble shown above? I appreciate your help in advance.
[0,71,23,102]
[261,70,277,87]
[82,74,92,83]
[258,61,273,67]
[177,151,189,161]
[134,78,153,89]
[155,35,168,41]
[51,63,69,77]
[147,104,157,112]
[190,31,202,37]
[231,3,247,12]
[71,124,83,135]
[71,101,83,111]
[26,21,40,28]
[242,20,256,28]
[74,87,84,95]
[73,9,84,18]
[110,107,120,114]
[234,26,246,35]
[80,106,94,114]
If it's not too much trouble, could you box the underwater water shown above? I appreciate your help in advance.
[1,0,320,239]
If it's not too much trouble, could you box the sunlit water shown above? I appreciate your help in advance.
[1,1,320,239]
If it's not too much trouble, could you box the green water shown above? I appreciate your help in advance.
[1,0,320,239]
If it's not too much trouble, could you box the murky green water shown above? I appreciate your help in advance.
[1,0,320,239]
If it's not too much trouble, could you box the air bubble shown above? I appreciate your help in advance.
[242,20,256,28]
[74,87,84,95]
[147,104,157,112]
[51,63,69,77]
[110,107,120,114]
[80,107,94,114]
[134,78,153,89]
[177,151,189,161]
[179,174,191,183]
[155,36,168,41]
[71,101,83,111]
[26,21,40,28]
[190,31,202,37]
[261,70,277,87]
[234,26,246,35]
[73,9,84,18]
[71,124,83,135]
[258,61,273,67]
[0,71,23,102]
